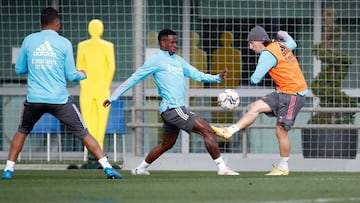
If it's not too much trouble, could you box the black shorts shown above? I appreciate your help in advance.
[160,106,197,135]
[262,91,305,131]
[18,97,89,139]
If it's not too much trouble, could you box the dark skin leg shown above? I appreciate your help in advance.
[145,116,221,164]
[191,117,221,160]
[145,131,179,163]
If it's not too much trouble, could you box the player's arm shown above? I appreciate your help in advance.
[182,58,225,83]
[277,31,297,51]
[64,41,86,81]
[103,78,134,108]
[250,51,277,84]
[15,39,29,74]
[103,60,155,107]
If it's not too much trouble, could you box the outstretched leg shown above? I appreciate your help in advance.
[192,117,221,159]
[212,99,271,140]
[145,132,179,163]
[132,132,179,175]
[2,132,27,180]
[7,132,27,162]
[192,117,239,175]
[81,134,123,179]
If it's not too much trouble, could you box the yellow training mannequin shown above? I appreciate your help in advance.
[211,31,242,88]
[76,19,115,150]
[177,32,208,88]
[145,31,159,88]
[147,31,158,47]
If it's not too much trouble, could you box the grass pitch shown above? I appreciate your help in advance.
[1,170,360,203]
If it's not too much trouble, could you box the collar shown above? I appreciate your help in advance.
[41,29,58,35]
[160,50,176,57]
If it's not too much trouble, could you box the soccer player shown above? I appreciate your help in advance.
[211,26,308,176]
[1,7,122,180]
[103,29,239,176]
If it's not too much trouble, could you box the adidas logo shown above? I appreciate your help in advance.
[32,41,57,57]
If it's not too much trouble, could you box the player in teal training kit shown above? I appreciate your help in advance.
[104,29,239,175]
[2,7,122,180]
[211,26,308,176]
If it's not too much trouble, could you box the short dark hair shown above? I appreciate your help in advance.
[41,7,59,26]
[158,29,176,44]
[263,40,272,46]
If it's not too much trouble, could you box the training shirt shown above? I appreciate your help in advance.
[15,30,86,104]
[109,50,222,113]
[250,31,308,95]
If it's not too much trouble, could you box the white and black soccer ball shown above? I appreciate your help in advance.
[217,89,240,110]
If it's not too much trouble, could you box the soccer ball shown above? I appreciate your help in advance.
[217,89,240,110]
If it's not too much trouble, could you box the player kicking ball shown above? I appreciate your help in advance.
[212,26,308,176]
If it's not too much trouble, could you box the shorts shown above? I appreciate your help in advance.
[262,91,305,131]
[160,106,197,135]
[18,97,89,139]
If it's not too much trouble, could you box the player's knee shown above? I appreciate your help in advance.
[277,119,294,132]
[276,125,290,134]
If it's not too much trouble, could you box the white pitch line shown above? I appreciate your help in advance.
[261,197,360,203]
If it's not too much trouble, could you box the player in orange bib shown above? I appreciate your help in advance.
[211,25,308,176]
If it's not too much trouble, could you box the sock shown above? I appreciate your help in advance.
[278,157,289,170]
[227,124,240,134]
[214,156,227,171]
[137,160,150,169]
[98,156,112,169]
[4,160,15,172]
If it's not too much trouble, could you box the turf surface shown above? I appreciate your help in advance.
[1,170,360,203]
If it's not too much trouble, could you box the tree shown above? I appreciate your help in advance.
[308,9,357,125]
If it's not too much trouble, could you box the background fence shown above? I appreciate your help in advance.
[0,0,360,170]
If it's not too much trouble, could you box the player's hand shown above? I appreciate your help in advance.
[103,99,111,108]
[277,31,289,41]
[219,68,228,80]
[78,70,87,78]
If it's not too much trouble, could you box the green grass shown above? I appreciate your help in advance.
[1,170,360,203]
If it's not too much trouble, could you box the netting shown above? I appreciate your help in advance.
[0,0,359,163]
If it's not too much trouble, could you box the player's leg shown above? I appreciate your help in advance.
[6,132,26,162]
[192,116,239,175]
[80,134,122,179]
[146,133,179,163]
[132,111,180,175]
[81,134,107,159]
[276,125,291,158]
[132,132,179,175]
[236,99,272,129]
[192,117,221,159]
[2,101,44,180]
[266,127,291,176]
[211,98,272,140]
[266,94,305,176]
[54,97,122,179]
[1,132,27,180]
